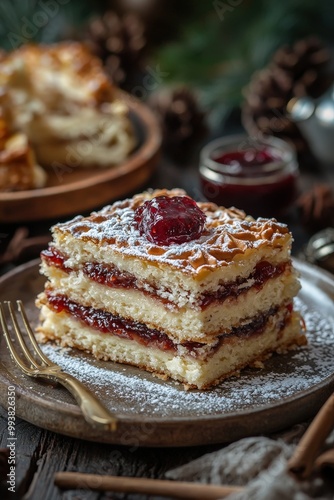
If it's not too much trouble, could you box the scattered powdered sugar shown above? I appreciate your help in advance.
[41,297,334,420]
[55,192,290,272]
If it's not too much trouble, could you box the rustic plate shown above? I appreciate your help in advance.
[0,94,161,223]
[0,259,333,447]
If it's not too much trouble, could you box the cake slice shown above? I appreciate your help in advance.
[0,119,46,191]
[36,188,306,389]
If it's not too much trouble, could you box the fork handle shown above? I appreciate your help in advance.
[56,373,118,431]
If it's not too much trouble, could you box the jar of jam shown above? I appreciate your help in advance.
[199,135,299,218]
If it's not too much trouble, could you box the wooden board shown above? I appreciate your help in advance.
[0,259,333,447]
[0,95,161,222]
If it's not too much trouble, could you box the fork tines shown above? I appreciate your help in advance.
[0,300,118,431]
[0,300,53,374]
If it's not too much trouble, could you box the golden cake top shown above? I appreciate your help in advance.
[53,189,292,274]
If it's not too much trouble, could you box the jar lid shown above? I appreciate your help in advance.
[200,134,298,183]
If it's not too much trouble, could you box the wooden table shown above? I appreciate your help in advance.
[0,136,333,499]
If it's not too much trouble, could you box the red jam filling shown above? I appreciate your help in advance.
[201,261,287,307]
[46,292,291,355]
[200,173,297,218]
[41,248,287,309]
[41,247,71,271]
[225,305,279,339]
[134,196,206,245]
[46,291,176,352]
[83,262,136,289]
[201,147,297,218]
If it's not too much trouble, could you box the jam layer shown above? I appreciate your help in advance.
[41,247,289,310]
[45,290,288,357]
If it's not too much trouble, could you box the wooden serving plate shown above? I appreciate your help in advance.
[0,95,161,222]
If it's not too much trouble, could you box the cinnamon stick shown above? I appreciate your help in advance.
[287,392,334,479]
[54,472,244,499]
[0,227,50,265]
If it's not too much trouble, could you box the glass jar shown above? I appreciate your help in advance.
[199,135,299,218]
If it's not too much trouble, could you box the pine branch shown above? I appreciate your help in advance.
[153,0,334,116]
[0,0,105,50]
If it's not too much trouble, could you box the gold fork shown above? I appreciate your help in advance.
[0,300,118,431]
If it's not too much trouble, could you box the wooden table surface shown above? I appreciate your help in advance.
[1,127,334,500]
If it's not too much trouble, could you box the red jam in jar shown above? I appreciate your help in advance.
[199,135,299,218]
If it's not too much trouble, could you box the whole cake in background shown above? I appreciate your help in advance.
[0,42,136,192]
[36,189,306,390]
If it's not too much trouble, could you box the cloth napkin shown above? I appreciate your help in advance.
[166,425,334,499]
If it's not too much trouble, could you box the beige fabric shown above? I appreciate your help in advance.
[166,426,334,499]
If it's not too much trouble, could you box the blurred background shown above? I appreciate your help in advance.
[1,0,334,158]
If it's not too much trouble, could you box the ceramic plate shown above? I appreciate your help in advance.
[0,259,333,447]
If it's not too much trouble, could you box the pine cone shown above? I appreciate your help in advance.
[297,184,334,232]
[148,86,207,159]
[109,0,192,46]
[242,36,332,154]
[83,10,147,89]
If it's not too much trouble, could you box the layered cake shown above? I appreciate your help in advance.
[36,189,306,389]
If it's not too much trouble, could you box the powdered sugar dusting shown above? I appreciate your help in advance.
[54,189,291,272]
[41,297,334,420]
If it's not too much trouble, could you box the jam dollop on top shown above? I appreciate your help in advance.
[134,195,206,246]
